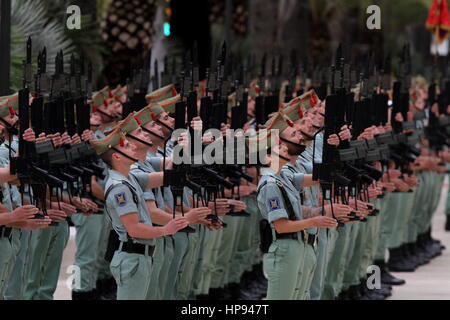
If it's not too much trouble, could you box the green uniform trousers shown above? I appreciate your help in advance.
[0,229,20,299]
[190,225,208,299]
[234,197,260,276]
[295,243,317,300]
[310,228,329,300]
[177,225,201,300]
[110,249,153,300]
[162,231,189,300]
[5,229,30,300]
[322,224,353,299]
[146,237,165,299]
[264,238,307,300]
[158,236,175,299]
[24,221,69,300]
[211,215,240,289]
[388,191,416,249]
[375,193,399,261]
[71,214,107,292]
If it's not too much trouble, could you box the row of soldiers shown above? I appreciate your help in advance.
[0,49,449,300]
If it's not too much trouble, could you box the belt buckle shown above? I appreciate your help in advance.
[313,235,318,248]
[150,245,156,257]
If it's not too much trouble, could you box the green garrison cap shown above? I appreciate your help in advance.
[90,128,126,155]
[112,85,126,101]
[134,107,153,126]
[145,84,177,104]
[150,94,181,117]
[105,112,139,136]
[262,110,294,133]
[280,96,306,123]
[0,93,19,118]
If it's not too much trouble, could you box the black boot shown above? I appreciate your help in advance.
[223,283,241,300]
[347,285,362,300]
[401,243,419,269]
[72,290,96,300]
[376,259,406,286]
[446,215,450,231]
[388,247,415,272]
[196,294,210,300]
[96,277,117,300]
[208,287,227,300]
[417,233,434,262]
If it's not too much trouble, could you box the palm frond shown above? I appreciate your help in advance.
[10,0,74,90]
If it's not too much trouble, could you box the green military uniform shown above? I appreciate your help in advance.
[104,169,156,300]
[129,155,173,300]
[257,169,308,300]
[71,127,113,297]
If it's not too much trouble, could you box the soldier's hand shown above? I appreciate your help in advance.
[324,204,353,219]
[185,207,212,224]
[23,128,36,143]
[338,125,352,141]
[51,202,77,216]
[327,134,340,146]
[228,199,246,212]
[46,209,67,222]
[61,132,72,145]
[11,205,40,222]
[21,217,52,230]
[208,199,230,216]
[36,133,48,143]
[71,133,82,145]
[311,216,338,228]
[163,217,189,235]
[81,130,95,141]
[190,117,203,131]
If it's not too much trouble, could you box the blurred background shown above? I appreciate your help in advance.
[0,0,441,94]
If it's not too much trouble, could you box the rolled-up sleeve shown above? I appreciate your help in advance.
[257,183,289,223]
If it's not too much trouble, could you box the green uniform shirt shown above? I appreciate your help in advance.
[257,169,303,224]
[104,169,155,245]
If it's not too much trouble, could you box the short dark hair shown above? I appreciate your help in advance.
[100,149,115,167]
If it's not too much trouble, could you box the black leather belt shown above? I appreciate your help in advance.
[0,226,12,239]
[120,241,156,257]
[276,230,318,247]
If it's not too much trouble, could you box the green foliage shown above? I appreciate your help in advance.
[10,0,74,91]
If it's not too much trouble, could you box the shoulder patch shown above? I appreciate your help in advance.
[115,192,127,207]
[267,197,281,211]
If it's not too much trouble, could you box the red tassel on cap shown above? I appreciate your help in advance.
[135,116,141,125]
[286,119,294,127]
[31,93,36,99]
[109,90,113,98]
[8,105,14,116]
[276,136,282,145]
[92,105,97,113]
[151,112,157,121]
[171,87,177,96]
[299,109,304,119]
[103,98,109,106]
[120,136,125,147]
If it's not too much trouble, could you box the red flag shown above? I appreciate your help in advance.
[426,0,450,43]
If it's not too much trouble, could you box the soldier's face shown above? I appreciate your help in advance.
[158,112,174,136]
[295,117,314,136]
[130,127,153,149]
[116,139,138,163]
[143,121,164,142]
